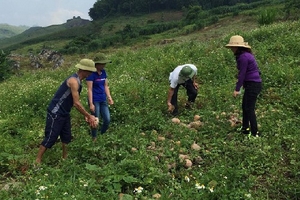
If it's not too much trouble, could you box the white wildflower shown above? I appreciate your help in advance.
[195,183,205,190]
[184,176,190,182]
[245,193,252,198]
[134,186,143,194]
[38,186,47,191]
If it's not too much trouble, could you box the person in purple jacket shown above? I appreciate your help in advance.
[226,35,262,137]
[87,53,114,142]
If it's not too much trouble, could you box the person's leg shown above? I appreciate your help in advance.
[247,83,262,135]
[60,115,71,159]
[36,145,47,164]
[239,93,250,134]
[91,102,100,139]
[36,112,61,164]
[62,143,67,159]
[170,85,180,115]
[243,82,262,135]
[242,92,250,130]
[183,79,198,108]
[99,101,110,134]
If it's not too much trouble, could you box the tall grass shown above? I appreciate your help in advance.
[257,8,277,25]
[0,20,299,199]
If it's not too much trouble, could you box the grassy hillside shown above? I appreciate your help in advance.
[0,1,300,199]
[0,18,92,50]
[0,13,300,199]
[0,0,284,53]
[0,24,28,39]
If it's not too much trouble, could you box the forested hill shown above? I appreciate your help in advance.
[1,0,299,53]
[88,0,294,20]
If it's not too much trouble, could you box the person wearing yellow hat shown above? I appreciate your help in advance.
[36,58,98,164]
[87,53,114,141]
[167,64,198,116]
[226,35,262,137]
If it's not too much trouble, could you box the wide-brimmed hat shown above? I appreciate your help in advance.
[179,66,193,77]
[225,35,251,49]
[94,53,112,64]
[75,59,96,72]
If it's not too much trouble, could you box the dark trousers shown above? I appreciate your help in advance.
[171,79,197,114]
[242,81,262,134]
[42,112,71,148]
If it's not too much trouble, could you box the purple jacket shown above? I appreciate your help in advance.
[235,51,261,91]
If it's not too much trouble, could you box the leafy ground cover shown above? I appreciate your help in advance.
[0,17,299,200]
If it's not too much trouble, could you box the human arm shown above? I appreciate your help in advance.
[67,77,97,128]
[167,87,175,111]
[233,55,248,97]
[235,55,247,92]
[192,75,199,89]
[86,80,95,113]
[105,79,114,105]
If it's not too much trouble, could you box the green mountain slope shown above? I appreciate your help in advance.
[0,24,29,39]
[0,17,91,50]
[0,18,299,199]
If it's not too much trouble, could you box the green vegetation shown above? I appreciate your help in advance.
[0,1,300,199]
[0,51,13,81]
[88,0,270,19]
[0,0,286,53]
[0,18,300,199]
[0,24,28,39]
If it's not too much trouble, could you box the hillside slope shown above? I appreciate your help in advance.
[0,24,28,39]
[0,17,91,49]
[0,0,286,52]
[0,18,299,199]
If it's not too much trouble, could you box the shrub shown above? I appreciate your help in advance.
[258,8,277,25]
[0,51,13,82]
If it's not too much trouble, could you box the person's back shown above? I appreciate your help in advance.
[167,64,199,116]
[236,52,261,83]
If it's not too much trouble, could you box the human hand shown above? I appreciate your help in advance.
[89,104,95,113]
[233,90,240,97]
[167,103,174,112]
[108,97,114,105]
[193,82,199,90]
[87,115,98,128]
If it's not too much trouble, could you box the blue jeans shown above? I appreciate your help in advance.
[91,101,110,138]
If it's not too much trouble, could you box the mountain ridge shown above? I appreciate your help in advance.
[0,17,91,49]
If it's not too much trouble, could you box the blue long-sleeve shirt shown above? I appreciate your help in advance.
[235,51,261,91]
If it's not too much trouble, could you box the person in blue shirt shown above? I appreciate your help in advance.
[226,35,262,137]
[36,59,98,164]
[87,53,114,142]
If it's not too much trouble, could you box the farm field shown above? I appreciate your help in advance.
[0,9,300,200]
